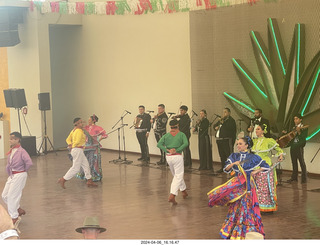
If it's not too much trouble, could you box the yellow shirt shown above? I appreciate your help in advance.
[66,128,86,148]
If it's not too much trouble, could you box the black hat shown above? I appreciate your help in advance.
[169,119,179,127]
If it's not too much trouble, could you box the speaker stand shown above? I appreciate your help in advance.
[16,108,22,134]
[38,110,55,155]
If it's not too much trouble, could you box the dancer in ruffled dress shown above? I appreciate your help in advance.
[208,136,269,239]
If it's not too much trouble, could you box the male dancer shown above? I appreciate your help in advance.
[157,119,189,205]
[151,104,168,164]
[2,132,33,226]
[176,105,192,169]
[135,105,151,163]
[58,118,97,188]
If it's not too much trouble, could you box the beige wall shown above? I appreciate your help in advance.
[50,12,194,157]
[8,11,194,157]
[0,48,10,122]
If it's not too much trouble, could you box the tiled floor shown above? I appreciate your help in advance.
[0,150,319,240]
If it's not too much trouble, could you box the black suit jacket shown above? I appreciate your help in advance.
[137,113,151,132]
[214,116,236,144]
[178,114,191,139]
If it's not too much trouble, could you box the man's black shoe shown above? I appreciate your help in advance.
[286,178,298,183]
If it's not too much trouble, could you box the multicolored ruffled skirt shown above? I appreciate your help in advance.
[76,146,103,182]
[254,170,277,212]
[208,173,264,240]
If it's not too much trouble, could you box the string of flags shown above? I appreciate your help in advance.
[28,0,274,16]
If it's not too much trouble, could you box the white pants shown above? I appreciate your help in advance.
[167,154,186,196]
[2,172,27,219]
[64,148,92,180]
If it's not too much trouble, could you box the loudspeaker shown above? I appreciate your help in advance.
[21,136,37,156]
[3,89,14,108]
[0,7,23,47]
[38,93,51,111]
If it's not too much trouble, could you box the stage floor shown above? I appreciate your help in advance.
[0,150,320,240]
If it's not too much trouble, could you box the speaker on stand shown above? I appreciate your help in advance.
[38,92,55,155]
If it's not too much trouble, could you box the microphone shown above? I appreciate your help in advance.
[214,113,221,118]
[147,110,154,113]
[125,110,131,114]
[168,112,176,115]
[192,110,198,116]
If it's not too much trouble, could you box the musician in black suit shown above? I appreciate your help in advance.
[247,109,270,138]
[135,105,151,163]
[193,109,213,170]
[285,114,308,184]
[151,104,168,164]
[176,105,192,169]
[213,108,236,173]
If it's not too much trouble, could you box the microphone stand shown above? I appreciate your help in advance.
[108,124,126,163]
[311,146,320,163]
[208,115,220,176]
[110,111,132,164]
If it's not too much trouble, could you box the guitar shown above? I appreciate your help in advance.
[277,125,309,148]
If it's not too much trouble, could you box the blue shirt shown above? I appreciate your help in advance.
[223,151,269,191]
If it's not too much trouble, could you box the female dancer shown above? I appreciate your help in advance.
[77,114,108,182]
[207,136,269,239]
[193,109,213,170]
[252,123,284,213]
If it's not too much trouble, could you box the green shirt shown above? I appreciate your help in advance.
[157,131,189,154]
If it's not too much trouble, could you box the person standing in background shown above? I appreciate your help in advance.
[247,109,270,138]
[175,105,192,169]
[193,109,213,171]
[285,114,308,184]
[135,105,151,163]
[151,104,168,165]
[213,108,236,173]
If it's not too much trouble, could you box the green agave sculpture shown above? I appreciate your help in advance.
[224,18,320,141]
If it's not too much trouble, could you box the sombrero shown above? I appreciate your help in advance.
[75,217,106,233]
